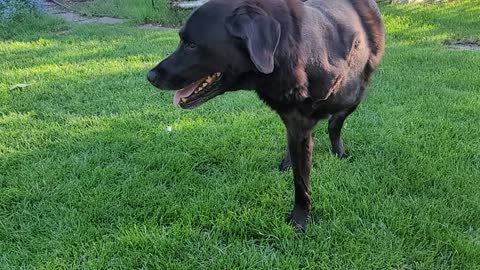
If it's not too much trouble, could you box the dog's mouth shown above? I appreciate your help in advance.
[173,72,224,109]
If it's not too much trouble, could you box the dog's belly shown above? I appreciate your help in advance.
[308,76,365,114]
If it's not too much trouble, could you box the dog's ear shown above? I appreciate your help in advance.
[226,7,281,74]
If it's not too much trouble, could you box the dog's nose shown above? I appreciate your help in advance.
[147,70,157,83]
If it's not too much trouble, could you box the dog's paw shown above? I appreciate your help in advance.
[286,208,309,232]
[332,149,350,159]
[278,157,292,172]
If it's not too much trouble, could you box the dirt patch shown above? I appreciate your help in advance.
[40,0,176,29]
[41,0,125,24]
[444,38,480,51]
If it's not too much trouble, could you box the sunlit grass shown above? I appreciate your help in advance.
[1,1,479,269]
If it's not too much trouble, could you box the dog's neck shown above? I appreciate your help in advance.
[251,0,309,113]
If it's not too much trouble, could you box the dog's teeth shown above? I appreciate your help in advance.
[181,98,187,102]
[206,76,213,83]
[202,82,208,87]
[215,72,221,77]
[198,87,203,91]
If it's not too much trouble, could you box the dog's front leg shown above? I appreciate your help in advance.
[279,135,292,171]
[281,111,315,231]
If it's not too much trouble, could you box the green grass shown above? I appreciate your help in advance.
[1,1,480,268]
[65,0,189,26]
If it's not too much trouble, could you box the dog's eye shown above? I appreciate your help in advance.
[184,42,197,50]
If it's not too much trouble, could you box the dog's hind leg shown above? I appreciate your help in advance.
[328,105,358,158]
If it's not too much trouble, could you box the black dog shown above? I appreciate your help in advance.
[147,0,384,231]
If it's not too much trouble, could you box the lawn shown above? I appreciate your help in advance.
[1,0,480,269]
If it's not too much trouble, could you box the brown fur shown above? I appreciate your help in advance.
[350,0,385,69]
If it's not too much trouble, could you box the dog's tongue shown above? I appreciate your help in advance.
[173,79,203,105]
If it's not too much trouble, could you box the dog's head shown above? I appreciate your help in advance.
[147,0,281,109]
